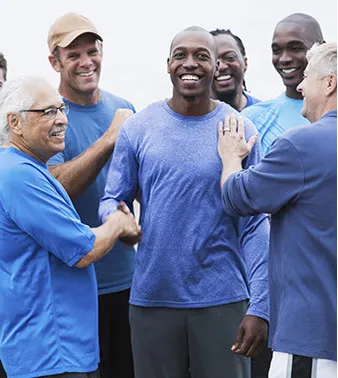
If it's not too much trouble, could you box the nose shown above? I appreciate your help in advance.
[183,54,198,69]
[218,58,229,72]
[296,80,304,93]
[78,53,92,68]
[55,109,68,125]
[279,50,293,64]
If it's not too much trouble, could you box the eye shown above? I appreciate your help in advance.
[67,53,79,60]
[173,52,185,59]
[196,53,210,60]
[43,108,57,117]
[272,48,281,55]
[88,49,99,56]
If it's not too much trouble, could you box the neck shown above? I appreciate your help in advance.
[285,86,303,100]
[314,98,337,122]
[9,139,47,164]
[58,84,101,105]
[168,91,217,116]
[214,90,247,111]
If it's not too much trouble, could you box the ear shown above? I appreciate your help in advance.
[48,54,61,73]
[326,74,337,96]
[243,56,248,73]
[215,59,220,77]
[7,113,23,136]
[167,58,171,74]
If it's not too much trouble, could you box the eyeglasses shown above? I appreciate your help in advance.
[21,103,70,118]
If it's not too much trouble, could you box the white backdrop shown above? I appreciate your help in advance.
[2,0,337,111]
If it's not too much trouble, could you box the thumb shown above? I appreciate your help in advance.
[247,135,258,152]
[232,324,244,351]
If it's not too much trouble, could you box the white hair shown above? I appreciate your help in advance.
[306,42,337,78]
[0,76,56,145]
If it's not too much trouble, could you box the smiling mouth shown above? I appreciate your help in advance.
[49,126,67,138]
[77,70,95,77]
[216,74,232,82]
[180,74,201,82]
[280,68,298,74]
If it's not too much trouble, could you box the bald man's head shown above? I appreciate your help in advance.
[276,13,324,44]
[169,26,218,59]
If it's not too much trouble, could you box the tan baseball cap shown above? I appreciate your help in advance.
[48,13,103,53]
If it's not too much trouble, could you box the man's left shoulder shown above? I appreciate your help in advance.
[101,89,135,112]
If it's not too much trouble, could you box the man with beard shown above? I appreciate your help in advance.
[210,29,260,111]
[99,26,270,378]
[242,13,324,155]
[47,13,136,378]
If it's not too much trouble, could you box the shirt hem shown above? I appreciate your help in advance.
[270,343,336,361]
[98,281,132,296]
[7,363,99,378]
[130,294,249,308]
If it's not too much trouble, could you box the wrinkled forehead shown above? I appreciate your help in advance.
[30,82,63,108]
[170,30,216,56]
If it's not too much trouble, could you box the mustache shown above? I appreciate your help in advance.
[48,125,67,137]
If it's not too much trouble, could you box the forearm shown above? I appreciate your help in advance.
[220,158,242,187]
[75,211,123,268]
[239,214,270,322]
[49,133,116,200]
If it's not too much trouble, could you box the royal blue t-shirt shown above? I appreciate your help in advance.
[243,92,260,108]
[99,101,270,320]
[0,148,99,378]
[48,90,136,295]
[222,111,337,360]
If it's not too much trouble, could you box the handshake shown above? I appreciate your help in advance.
[115,201,142,246]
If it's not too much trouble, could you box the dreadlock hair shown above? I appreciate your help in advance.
[210,28,248,91]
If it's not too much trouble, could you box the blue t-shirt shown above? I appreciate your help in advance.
[222,111,337,360]
[244,92,260,109]
[99,101,270,320]
[242,93,309,155]
[48,90,136,295]
[0,148,99,378]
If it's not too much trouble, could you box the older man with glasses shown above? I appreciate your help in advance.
[0,76,141,378]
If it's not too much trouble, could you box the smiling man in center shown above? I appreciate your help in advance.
[99,26,270,378]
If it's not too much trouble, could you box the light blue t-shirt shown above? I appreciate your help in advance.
[222,111,337,360]
[99,101,270,321]
[242,93,309,155]
[48,90,136,295]
[0,148,98,378]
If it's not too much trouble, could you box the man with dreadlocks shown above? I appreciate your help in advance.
[210,29,260,112]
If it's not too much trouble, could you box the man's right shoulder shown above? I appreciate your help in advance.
[101,90,135,112]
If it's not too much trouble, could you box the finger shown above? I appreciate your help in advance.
[218,121,223,137]
[231,325,244,351]
[118,201,130,214]
[244,337,264,358]
[229,114,237,137]
[233,335,252,356]
[247,135,258,152]
[223,114,230,134]
[237,116,245,139]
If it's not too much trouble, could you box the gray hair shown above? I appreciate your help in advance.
[306,42,337,78]
[0,77,44,144]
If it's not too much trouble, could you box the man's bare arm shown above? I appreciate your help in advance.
[75,204,141,268]
[49,109,133,200]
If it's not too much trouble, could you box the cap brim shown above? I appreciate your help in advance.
[58,29,103,48]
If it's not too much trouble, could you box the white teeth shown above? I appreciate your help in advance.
[282,68,297,74]
[49,126,67,137]
[216,75,232,81]
[78,71,94,77]
[181,75,199,81]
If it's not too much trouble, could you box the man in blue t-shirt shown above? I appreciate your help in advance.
[218,42,337,378]
[0,77,141,378]
[242,13,324,155]
[210,28,260,112]
[99,26,270,378]
[47,13,137,377]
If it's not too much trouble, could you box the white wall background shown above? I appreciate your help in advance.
[1,0,337,111]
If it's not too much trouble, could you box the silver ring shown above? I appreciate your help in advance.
[223,127,231,132]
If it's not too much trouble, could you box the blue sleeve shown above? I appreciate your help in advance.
[99,127,139,221]
[222,137,304,216]
[4,164,95,267]
[235,118,270,321]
